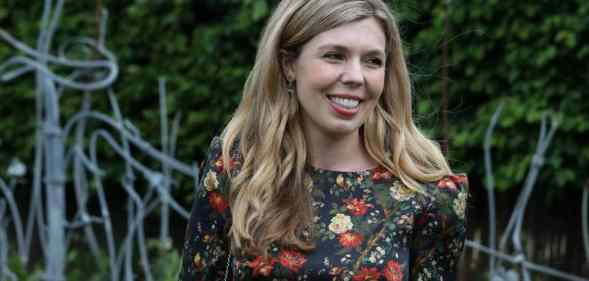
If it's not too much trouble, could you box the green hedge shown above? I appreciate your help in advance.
[1,0,587,199]
[406,0,589,197]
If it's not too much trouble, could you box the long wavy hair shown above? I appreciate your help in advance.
[221,0,452,256]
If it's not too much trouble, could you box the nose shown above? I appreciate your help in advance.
[340,59,364,88]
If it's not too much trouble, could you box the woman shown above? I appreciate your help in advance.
[179,0,468,280]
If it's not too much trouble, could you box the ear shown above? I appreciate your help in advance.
[280,49,297,81]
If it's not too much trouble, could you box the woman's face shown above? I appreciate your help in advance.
[286,17,387,139]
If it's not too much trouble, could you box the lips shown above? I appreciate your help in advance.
[327,94,362,117]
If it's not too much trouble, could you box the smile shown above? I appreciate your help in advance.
[327,95,362,109]
[327,95,362,117]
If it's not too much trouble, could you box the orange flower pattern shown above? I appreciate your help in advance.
[179,137,469,280]
[247,256,276,277]
[278,249,308,273]
[371,166,393,183]
[383,260,403,281]
[338,231,364,248]
[344,197,374,216]
[207,191,228,213]
[352,267,382,281]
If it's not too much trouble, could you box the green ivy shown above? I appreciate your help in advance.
[404,0,589,196]
[1,0,587,201]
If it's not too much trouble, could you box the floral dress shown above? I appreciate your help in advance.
[179,137,469,281]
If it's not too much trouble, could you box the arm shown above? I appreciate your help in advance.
[178,137,232,281]
[410,174,469,281]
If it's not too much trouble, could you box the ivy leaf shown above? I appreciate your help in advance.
[252,0,268,21]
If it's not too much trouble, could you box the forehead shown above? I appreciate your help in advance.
[302,17,386,54]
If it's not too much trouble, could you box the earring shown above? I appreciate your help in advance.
[287,80,296,95]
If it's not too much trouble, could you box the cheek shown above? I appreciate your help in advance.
[367,71,386,99]
[297,61,339,90]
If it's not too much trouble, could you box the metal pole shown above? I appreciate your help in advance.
[39,0,66,279]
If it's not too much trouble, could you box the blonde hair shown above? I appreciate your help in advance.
[221,0,452,256]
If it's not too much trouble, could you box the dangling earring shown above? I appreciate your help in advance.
[287,80,296,96]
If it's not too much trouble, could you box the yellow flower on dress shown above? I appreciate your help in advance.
[328,213,353,234]
[204,170,218,191]
[336,174,351,188]
[453,191,467,219]
[390,181,415,201]
[193,253,204,270]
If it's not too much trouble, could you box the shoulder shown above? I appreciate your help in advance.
[426,173,469,195]
[208,136,223,155]
[416,174,469,226]
[426,173,468,203]
[199,136,241,197]
[421,174,468,196]
[202,136,242,173]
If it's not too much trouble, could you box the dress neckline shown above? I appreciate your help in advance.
[306,164,379,176]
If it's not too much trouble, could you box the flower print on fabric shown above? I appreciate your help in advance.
[203,170,218,191]
[328,213,354,234]
[178,137,469,281]
[247,256,276,277]
[336,174,352,189]
[338,232,364,248]
[278,249,308,273]
[372,166,393,183]
[437,174,468,190]
[192,253,205,271]
[390,181,415,202]
[207,191,228,213]
[384,260,403,281]
[344,198,374,216]
[453,190,467,220]
[352,267,381,281]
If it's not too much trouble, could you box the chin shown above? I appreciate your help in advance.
[325,122,363,136]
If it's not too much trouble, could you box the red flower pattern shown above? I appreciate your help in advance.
[213,155,240,173]
[181,139,468,280]
[437,177,457,190]
[207,191,228,213]
[247,256,276,277]
[338,232,363,248]
[383,260,403,281]
[344,198,374,216]
[278,249,307,272]
[437,174,469,190]
[449,174,468,185]
[352,267,381,281]
[371,166,393,182]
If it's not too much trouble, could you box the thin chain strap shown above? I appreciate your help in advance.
[223,253,232,281]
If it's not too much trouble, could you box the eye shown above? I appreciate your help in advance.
[323,52,345,62]
[365,57,384,68]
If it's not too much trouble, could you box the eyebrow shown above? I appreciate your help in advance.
[317,44,386,57]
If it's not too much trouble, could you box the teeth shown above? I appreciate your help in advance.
[330,96,359,108]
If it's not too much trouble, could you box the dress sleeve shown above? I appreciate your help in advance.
[178,137,232,281]
[410,174,469,281]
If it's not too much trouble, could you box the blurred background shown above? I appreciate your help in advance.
[0,0,588,280]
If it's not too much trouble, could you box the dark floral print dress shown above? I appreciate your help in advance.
[179,137,469,281]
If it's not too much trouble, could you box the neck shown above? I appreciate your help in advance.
[304,128,376,172]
